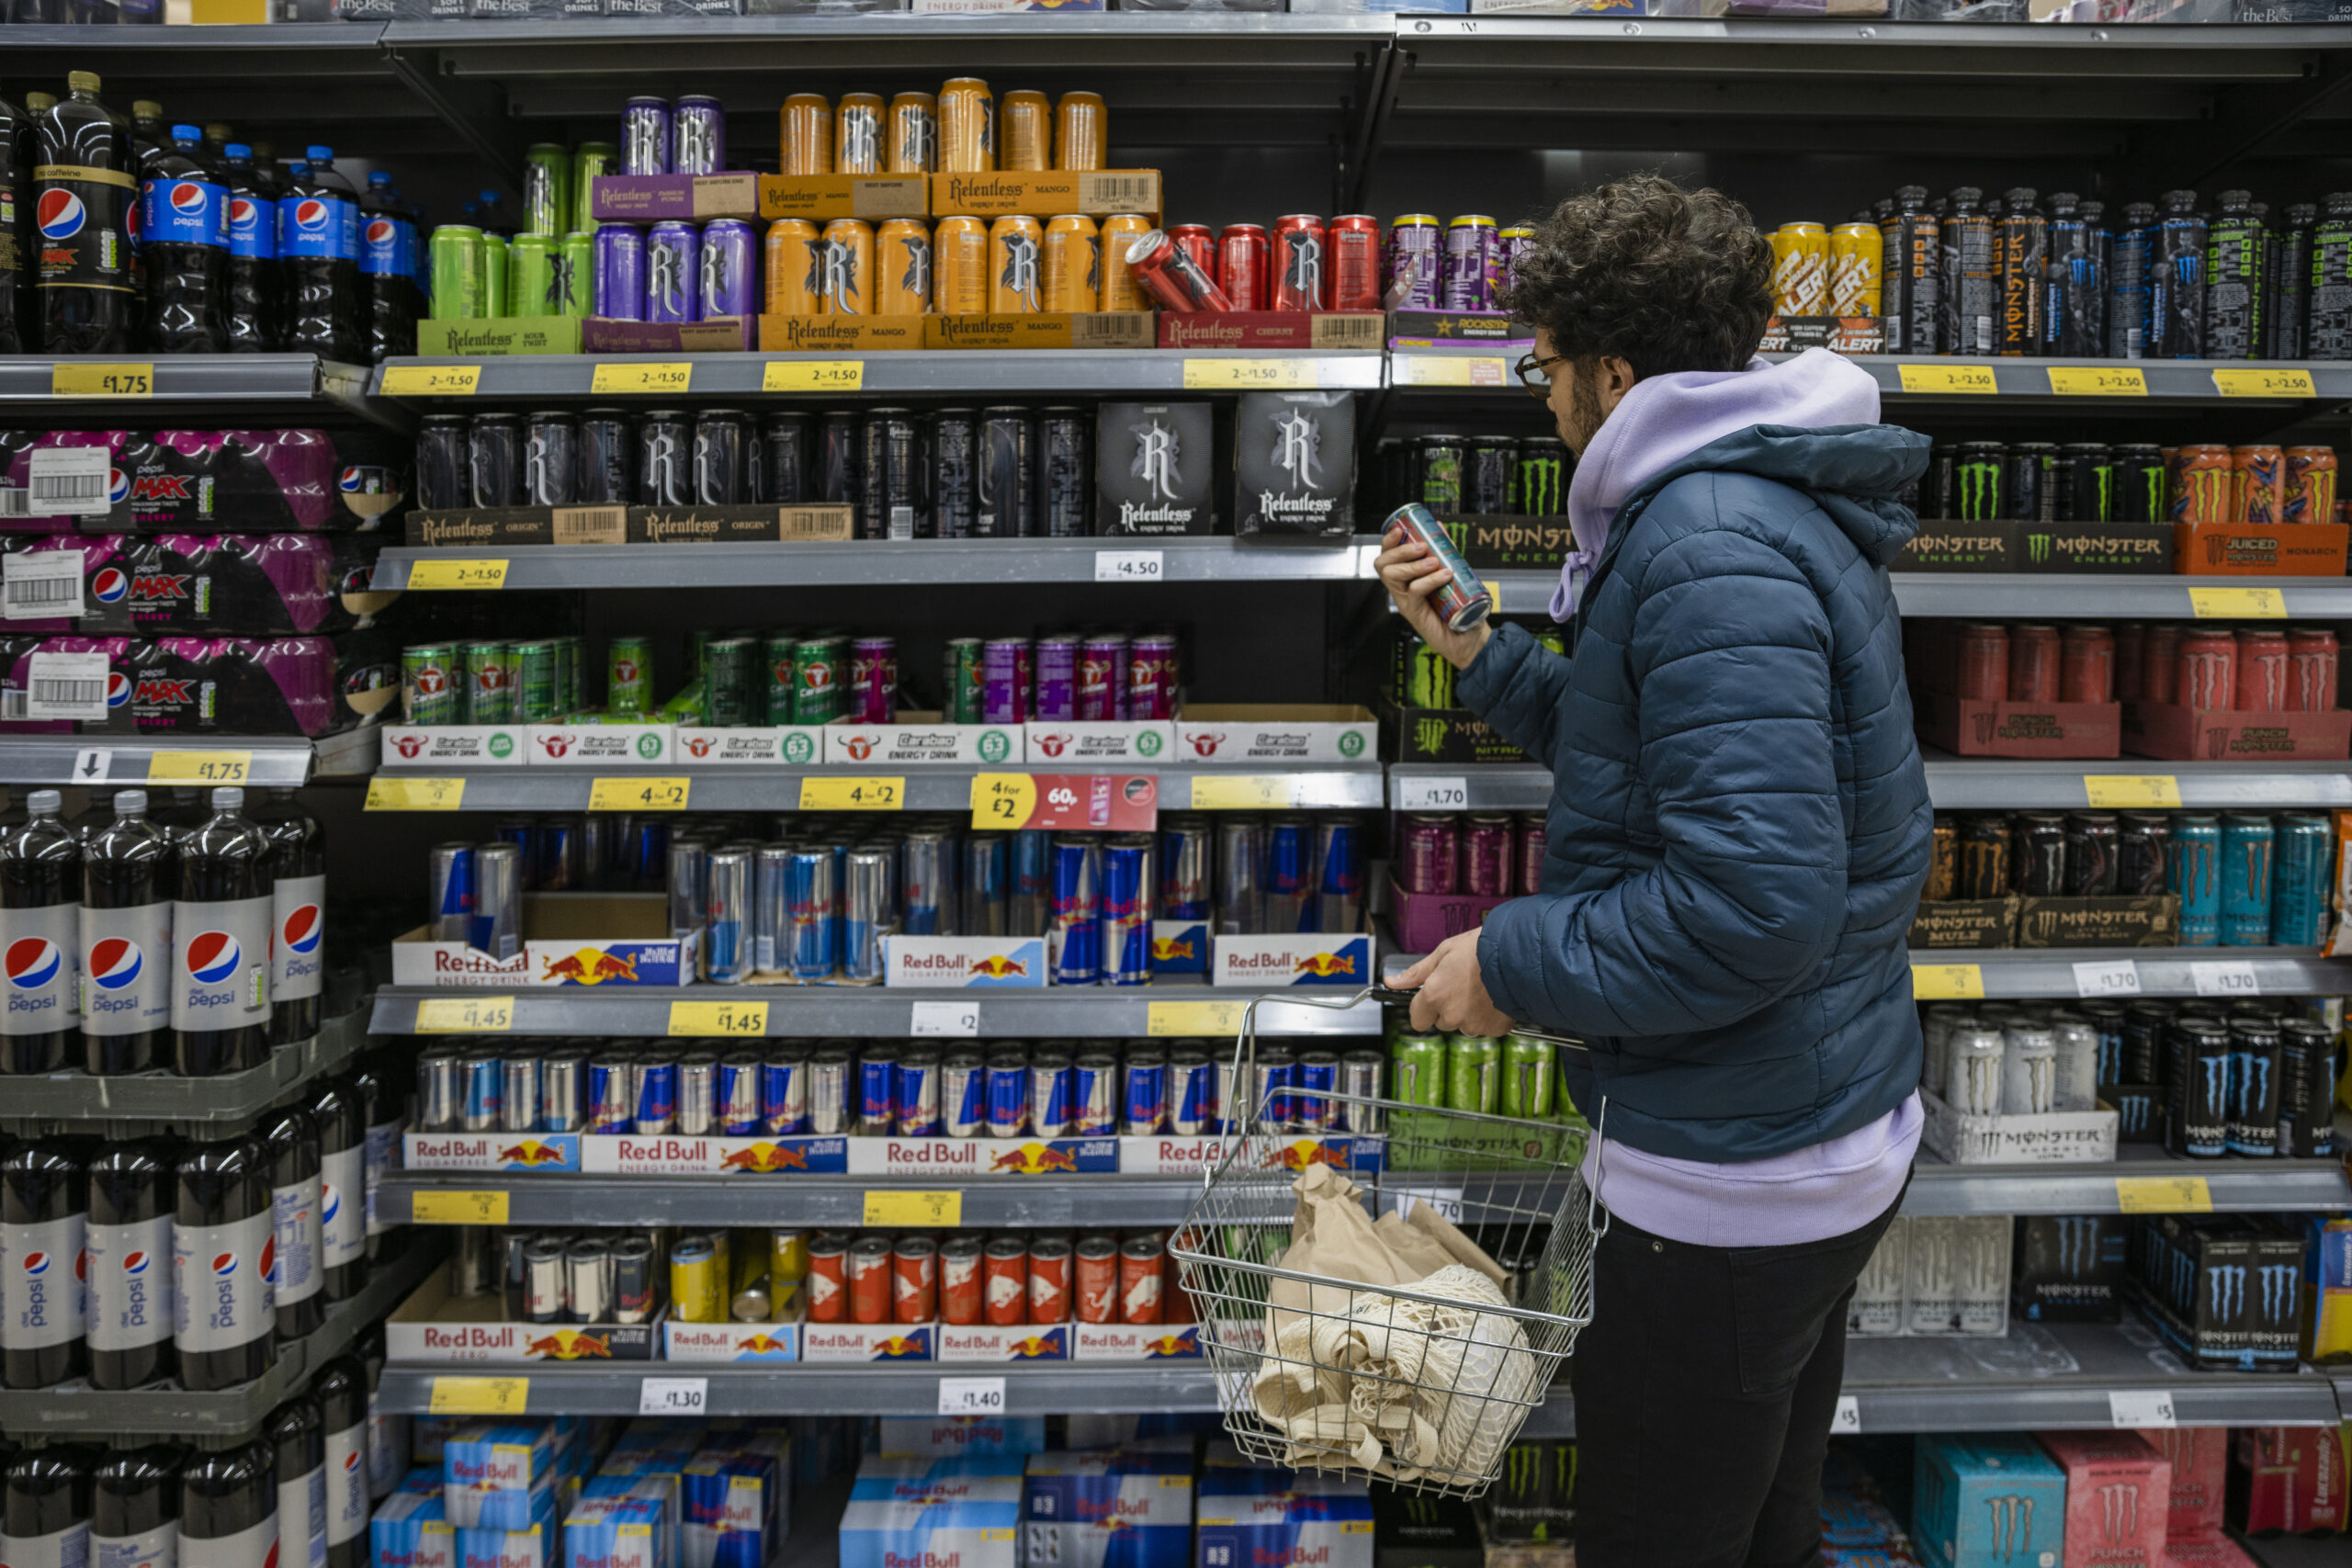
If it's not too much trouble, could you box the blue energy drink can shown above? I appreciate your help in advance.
[631,1053,679,1134]
[1294,1050,1339,1132]
[1317,818,1363,933]
[1050,836,1102,985]
[857,1046,897,1135]
[587,1052,634,1133]
[962,834,1008,936]
[900,829,955,936]
[2270,812,2331,947]
[629,818,672,893]
[431,843,477,941]
[717,1052,763,1136]
[1070,1050,1117,1134]
[705,844,753,983]
[1101,834,1154,986]
[785,849,837,980]
[1121,1045,1166,1134]
[460,1048,503,1132]
[762,1047,808,1135]
[1170,1047,1216,1135]
[1029,1044,1074,1137]
[943,1049,986,1138]
[2220,812,2275,947]
[986,1048,1030,1137]
[895,1050,944,1137]
[1010,829,1050,936]
[2169,813,2221,946]
[1264,817,1313,933]
[1159,818,1211,919]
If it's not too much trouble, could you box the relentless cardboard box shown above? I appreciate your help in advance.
[591,173,761,223]
[924,313,1154,352]
[1233,391,1354,540]
[2173,520,2350,576]
[928,170,1161,220]
[1096,402,1215,536]
[2122,700,2352,763]
[416,318,584,357]
[756,316,925,353]
[1154,311,1385,352]
[1907,896,2018,950]
[407,507,560,548]
[2014,894,2178,949]
[582,318,755,355]
[2012,1214,2126,1323]
[1918,691,2121,760]
[755,175,929,222]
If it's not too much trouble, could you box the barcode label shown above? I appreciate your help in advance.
[1071,313,1150,349]
[552,507,628,546]
[888,506,916,541]
[3,550,86,620]
[26,448,113,517]
[0,490,28,519]
[24,650,109,721]
[1080,172,1159,212]
[2,689,24,721]
[1313,314,1385,349]
[782,505,854,542]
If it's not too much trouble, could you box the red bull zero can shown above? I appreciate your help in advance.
[1101,833,1154,986]
[986,1048,1031,1137]
[718,1051,763,1136]
[943,1049,986,1138]
[1071,1050,1117,1134]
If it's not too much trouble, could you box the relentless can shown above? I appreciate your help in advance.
[1330,213,1382,310]
[939,79,996,175]
[763,218,821,315]
[818,218,873,315]
[621,96,673,177]
[698,218,757,321]
[934,215,989,315]
[833,93,884,177]
[1123,229,1232,313]
[428,226,485,321]
[876,218,930,316]
[1272,215,1327,312]
[1217,223,1270,311]
[989,216,1044,313]
[1056,92,1106,171]
[1042,215,1099,312]
[889,93,939,175]
[1099,213,1151,312]
[782,93,832,175]
[644,220,699,323]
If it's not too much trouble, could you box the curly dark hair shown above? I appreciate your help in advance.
[1501,175,1774,380]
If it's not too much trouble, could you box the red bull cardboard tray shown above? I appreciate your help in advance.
[936,1323,1071,1363]
[406,1131,584,1174]
[883,936,1049,987]
[803,1322,939,1363]
[386,1273,662,1362]
[1211,927,1375,988]
[580,1135,851,1176]
[391,895,693,988]
[661,1314,803,1363]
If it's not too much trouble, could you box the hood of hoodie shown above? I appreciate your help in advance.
[1552,347,1928,618]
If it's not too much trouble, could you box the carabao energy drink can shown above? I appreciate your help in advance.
[1385,503,1493,631]
[1501,1034,1554,1120]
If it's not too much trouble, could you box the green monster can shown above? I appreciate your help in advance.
[706,637,758,727]
[1396,634,1454,710]
[428,226,485,321]
[940,637,985,724]
[1389,1032,1449,1110]
[1534,628,1567,657]
[461,640,517,725]
[795,636,845,724]
[507,233,558,318]
[1500,1033,1555,1121]
[513,640,563,721]
[557,231,595,319]
[1446,1033,1500,1115]
[608,636,654,715]
[401,643,459,726]
[481,233,510,319]
[523,142,571,238]
[762,636,798,726]
[570,142,616,236]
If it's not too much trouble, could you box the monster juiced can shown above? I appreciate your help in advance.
[1385,502,1493,632]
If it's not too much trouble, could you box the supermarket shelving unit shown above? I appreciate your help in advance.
[0,731,380,789]
[0,353,404,431]
[0,1008,373,1129]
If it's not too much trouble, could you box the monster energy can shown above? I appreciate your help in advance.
[1501,1033,1553,1121]
[1412,434,1465,513]
[1446,1034,1500,1114]
[514,640,563,722]
[1391,1032,1447,1109]
[2057,444,2115,525]
[523,142,571,237]
[1516,436,1569,517]
[1395,634,1454,711]
[1954,441,2005,524]
[941,637,985,725]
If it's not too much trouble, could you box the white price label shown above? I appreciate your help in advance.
[1830,1395,1861,1435]
[25,649,109,721]
[910,1000,980,1038]
[1392,1188,1467,1224]
[1095,550,1164,583]
[638,1377,707,1416]
[71,749,111,784]
[1396,776,1470,812]
[26,447,113,518]
[938,1376,1006,1416]
[2072,960,2142,998]
[3,549,85,619]
[2190,961,2259,998]
[2108,1389,2177,1428]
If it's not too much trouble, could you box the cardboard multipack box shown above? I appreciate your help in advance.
[1212,923,1375,988]
[1233,391,1356,541]
[1758,314,1884,355]
[874,1418,1046,1459]
[379,724,529,767]
[2158,1540,2258,1568]
[1067,1320,1205,1361]
[1911,1435,2066,1568]
[1385,705,1532,766]
[1176,704,1375,764]
[579,1134,850,1176]
[377,1493,455,1568]
[672,728,827,766]
[2174,519,2349,576]
[416,318,584,357]
[2231,1426,2347,1535]
[582,318,755,355]
[563,1494,670,1568]
[2036,1430,2170,1568]
[840,1456,1023,1568]
[1920,1089,2120,1166]
[629,504,854,545]
[756,315,924,353]
[927,170,1161,220]
[390,893,694,988]
[1371,1489,1483,1568]
[661,1313,802,1364]
[679,1443,786,1568]
[458,1507,560,1568]
[1907,896,2018,950]
[1155,311,1385,352]
[385,1273,662,1364]
[2012,1214,2127,1323]
[1893,519,2176,576]
[1023,1439,1193,1568]
[754,174,929,223]
[1196,1445,1373,1568]
[407,1130,583,1175]
[1096,402,1215,536]
[1388,878,1510,953]
[2307,1213,2352,1361]
[2122,700,2352,763]
[1917,689,2122,760]
[591,172,761,223]
[925,313,1155,353]
[2125,1213,2305,1374]
[935,1321,1071,1363]
[800,1321,936,1363]
[1387,308,1521,347]
[2015,894,2178,948]
[883,934,1048,988]
[2140,1428,2226,1544]
[525,725,676,767]
[1479,1439,1576,1543]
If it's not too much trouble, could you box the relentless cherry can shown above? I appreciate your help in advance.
[1329,214,1382,310]
[1168,223,1215,276]
[1385,503,1494,632]
[1124,230,1232,313]
[1217,224,1269,310]
[1272,215,1327,312]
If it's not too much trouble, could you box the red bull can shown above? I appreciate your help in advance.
[717,1051,763,1136]
[1159,818,1211,920]
[986,1048,1031,1138]
[678,1050,719,1136]
[1070,1051,1117,1134]
[1317,819,1363,933]
[1101,833,1155,986]
[632,1054,678,1134]
[808,1045,852,1137]
[785,848,837,981]
[1050,836,1102,986]
[416,1047,462,1134]
[943,1049,986,1138]
[762,1045,809,1136]
[1011,830,1049,937]
[460,1048,503,1133]
[1029,1044,1074,1137]
[857,1046,898,1135]
[1252,1044,1295,1128]
[500,1049,541,1134]
[1263,818,1313,934]
[843,847,895,983]
[430,843,476,942]
[1166,1046,1216,1136]
[1121,1045,1166,1135]
[1294,1050,1340,1131]
[541,1047,587,1134]
[587,1052,634,1134]
[705,846,753,984]
[896,1047,944,1137]
[1385,502,1494,631]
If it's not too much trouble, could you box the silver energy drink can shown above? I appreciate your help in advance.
[501,1048,542,1134]
[754,843,794,973]
[1385,502,1495,632]
[678,1050,719,1136]
[1943,1026,2006,1117]
[429,843,475,943]
[705,846,754,984]
[415,1047,462,1133]
[1340,1049,1385,1134]
[669,839,710,947]
[524,1236,567,1322]
[2048,1014,2099,1113]
[2000,1025,2056,1116]
[808,1045,851,1136]
[541,1046,588,1134]
[475,841,523,960]
[566,1236,615,1323]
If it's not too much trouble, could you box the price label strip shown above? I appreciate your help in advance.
[405,559,509,592]
[1182,358,1317,389]
[667,1000,768,1038]
[938,1376,1005,1416]
[412,1190,510,1226]
[2188,586,2286,620]
[148,750,252,784]
[865,1190,963,1227]
[910,1001,980,1038]
[1830,1395,1861,1436]
[366,777,468,812]
[379,365,482,397]
[2189,960,2259,998]
[1189,775,1297,810]
[1911,964,1985,1001]
[1147,1000,1243,1037]
[2114,1175,2212,1214]
[1896,363,1997,395]
[1395,775,1469,812]
[970,773,1157,833]
[639,1377,708,1416]
[414,995,514,1032]
[799,776,903,811]
[2072,960,2141,999]
[588,777,689,812]
[430,1376,528,1416]
[590,362,693,395]
[2211,367,2315,399]
[2047,367,2147,397]
[2083,774,2180,809]
[763,360,863,392]
[51,363,153,399]
[1095,550,1164,583]
[2107,1389,2177,1428]
[1395,355,1507,389]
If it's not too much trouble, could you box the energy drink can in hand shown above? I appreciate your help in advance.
[1385,503,1493,632]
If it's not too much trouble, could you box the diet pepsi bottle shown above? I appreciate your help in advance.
[313,1357,369,1568]
[141,124,228,352]
[305,1077,366,1302]
[359,170,418,363]
[91,1447,179,1568]
[280,145,360,365]
[268,1393,326,1568]
[178,1440,277,1568]
[34,73,133,354]
[262,1105,323,1341]
[1,1450,90,1568]
[255,789,324,1046]
[172,1131,275,1390]
[86,1136,175,1391]
[221,142,280,353]
[1,789,80,1074]
[0,93,27,355]
[0,1137,85,1389]
[81,789,174,1077]
[172,787,273,1078]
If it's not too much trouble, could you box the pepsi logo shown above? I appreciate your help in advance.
[230,197,262,231]
[292,198,331,233]
[107,468,130,507]
[257,1237,275,1280]
[105,671,130,709]
[265,1540,280,1568]
[338,466,364,493]
[122,1251,150,1276]
[20,1252,47,1277]
[185,931,243,986]
[322,1184,341,1226]
[88,936,144,991]
[366,219,397,248]
[37,189,85,241]
[91,567,129,604]
[5,937,63,991]
[75,1249,85,1282]
[169,181,209,217]
[343,1450,363,1473]
[283,904,322,955]
[211,1251,237,1278]
[125,201,141,244]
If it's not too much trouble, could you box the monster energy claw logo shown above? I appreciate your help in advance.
[1132,420,1182,502]
[2209,1263,2244,1320]
[1413,716,1448,757]
[2027,533,2051,565]
[2056,1216,2098,1280]
[2097,1483,2138,1546]
[2258,1263,2296,1325]
[1272,410,1321,491]
[1518,456,1564,517]
[1957,461,2000,523]
[1000,231,1039,310]
[1984,1495,2035,1564]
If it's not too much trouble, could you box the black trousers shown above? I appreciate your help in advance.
[1566,1184,1908,1568]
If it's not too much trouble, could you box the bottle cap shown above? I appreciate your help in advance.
[212,786,244,810]
[67,72,101,94]
[226,143,252,160]
[307,144,334,162]
[173,124,203,142]
[27,790,62,815]
[114,790,148,814]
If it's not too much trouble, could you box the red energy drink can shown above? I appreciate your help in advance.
[2060,626,2114,705]
[1075,1234,1119,1324]
[940,1234,983,1325]
[1957,624,2010,701]
[1385,503,1493,632]
[2007,624,2062,704]
[1397,813,1457,895]
[848,1235,893,1324]
[891,1235,937,1323]
[1272,214,1327,311]
[1329,214,1381,310]
[1217,223,1269,310]
[2286,627,2338,713]
[1518,814,1545,897]
[1028,1235,1072,1322]
[983,1235,1028,1325]
[2142,625,2181,704]
[2235,629,2289,712]
[1124,228,1232,313]
[806,1233,848,1323]
[2177,629,2237,711]
[1463,815,1513,897]
[2116,625,2144,701]
[1168,223,1215,276]
[1118,1233,1165,1325]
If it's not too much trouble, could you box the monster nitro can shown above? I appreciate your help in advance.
[1385,503,1493,632]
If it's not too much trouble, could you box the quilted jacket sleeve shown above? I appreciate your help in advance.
[1476,499,1850,1041]
[1455,622,1574,765]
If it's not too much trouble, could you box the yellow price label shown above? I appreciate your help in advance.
[799,776,903,811]
[367,777,468,811]
[588,777,689,812]
[2212,367,2316,399]
[863,1190,963,1227]
[404,558,508,592]
[413,1190,510,1226]
[1395,355,1508,389]
[970,773,1038,829]
[1896,363,1998,395]
[147,750,250,784]
[590,361,692,395]
[2084,774,2182,809]
[2188,586,2287,619]
[379,365,482,397]
[51,362,153,398]
[763,359,864,392]
[2115,1175,2213,1214]
[668,999,769,1038]
[429,1376,528,1416]
[1182,358,1317,389]
[2048,366,2147,397]
[1147,999,1244,1037]
[1911,964,1985,1001]
[1190,775,1296,810]
[414,995,514,1032]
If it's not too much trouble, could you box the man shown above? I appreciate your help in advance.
[1376,175,1933,1568]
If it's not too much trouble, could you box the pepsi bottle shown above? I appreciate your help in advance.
[81,788,174,1077]
[34,73,133,354]
[305,1077,366,1302]
[86,1136,175,1391]
[0,1137,85,1389]
[352,1055,396,1263]
[128,101,167,172]
[172,787,272,1077]
[1,1449,90,1568]
[172,1131,275,1391]
[359,170,418,363]
[357,1324,404,1502]
[280,145,360,365]
[91,1447,179,1568]
[220,143,280,352]
[313,1357,369,1568]
[0,93,26,355]
[2,789,81,1075]
[179,1439,278,1568]
[141,123,228,353]
[254,789,324,1046]
[262,1104,323,1341]
[268,1393,326,1568]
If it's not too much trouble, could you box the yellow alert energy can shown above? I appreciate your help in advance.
[1770,221,1829,316]
[1829,220,1883,317]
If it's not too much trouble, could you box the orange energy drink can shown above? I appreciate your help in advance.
[989,214,1044,313]
[835,93,886,176]
[818,219,874,315]
[2233,445,2286,525]
[2286,446,2340,524]
[782,93,832,175]
[1770,221,1829,316]
[763,219,821,314]
[2172,443,2233,525]
[939,77,995,174]
[1829,221,1882,317]
[1056,92,1106,172]
[934,215,989,316]
[876,218,932,315]
[1043,214,1100,312]
[1001,90,1050,172]
[888,92,939,175]
[1098,213,1150,311]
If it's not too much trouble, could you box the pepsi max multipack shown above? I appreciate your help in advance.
[1,429,401,534]
[0,635,345,736]
[1,534,377,636]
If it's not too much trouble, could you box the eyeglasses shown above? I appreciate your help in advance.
[1516,351,1569,399]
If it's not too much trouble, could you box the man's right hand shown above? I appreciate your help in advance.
[1374,522,1494,671]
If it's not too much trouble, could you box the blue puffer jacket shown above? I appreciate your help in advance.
[1460,421,1933,1163]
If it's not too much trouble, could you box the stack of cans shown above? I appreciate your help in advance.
[800,1225,1193,1330]
[1374,432,1575,520]
[1394,812,1547,900]
[945,629,1181,724]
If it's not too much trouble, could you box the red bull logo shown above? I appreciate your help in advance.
[733,1333,791,1357]
[1149,936,1195,961]
[495,1141,570,1168]
[1292,952,1356,977]
[988,1144,1080,1175]
[1006,1331,1062,1359]
[716,1143,809,1172]
[1276,1141,1345,1171]
[1141,1331,1198,1358]
[967,954,1028,978]
[522,1328,613,1359]
[542,948,639,985]
[869,1332,928,1359]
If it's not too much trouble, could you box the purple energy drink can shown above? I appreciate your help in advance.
[1159,819,1210,919]
[1101,833,1154,986]
[673,95,727,177]
[622,96,673,176]
[1464,814,1513,897]
[698,218,757,321]
[1518,814,1545,899]
[1034,634,1080,723]
[986,1051,1029,1138]
[1128,635,1179,721]
[851,636,899,725]
[981,637,1032,725]
[1442,217,1495,311]
[1399,814,1458,896]
[1050,835,1102,985]
[1388,216,1441,310]
[593,225,645,321]
[1078,635,1127,723]
[645,220,700,323]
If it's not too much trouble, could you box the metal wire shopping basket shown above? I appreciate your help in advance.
[1167,985,1601,1498]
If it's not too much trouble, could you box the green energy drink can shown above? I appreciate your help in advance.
[514,640,563,721]
[481,232,510,318]
[1535,628,1567,657]
[1517,436,1569,517]
[557,231,594,318]
[1446,1034,1500,1115]
[428,226,485,321]
[1501,1033,1554,1121]
[523,142,571,238]
[560,635,585,713]
[762,637,798,725]
[508,233,559,317]
[608,636,654,715]
[1390,1032,1447,1109]
[401,643,459,726]
[462,639,517,725]
[1395,635,1454,710]
[571,141,616,236]
[796,636,845,724]
[689,629,713,681]
[941,637,985,724]
[706,637,758,727]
